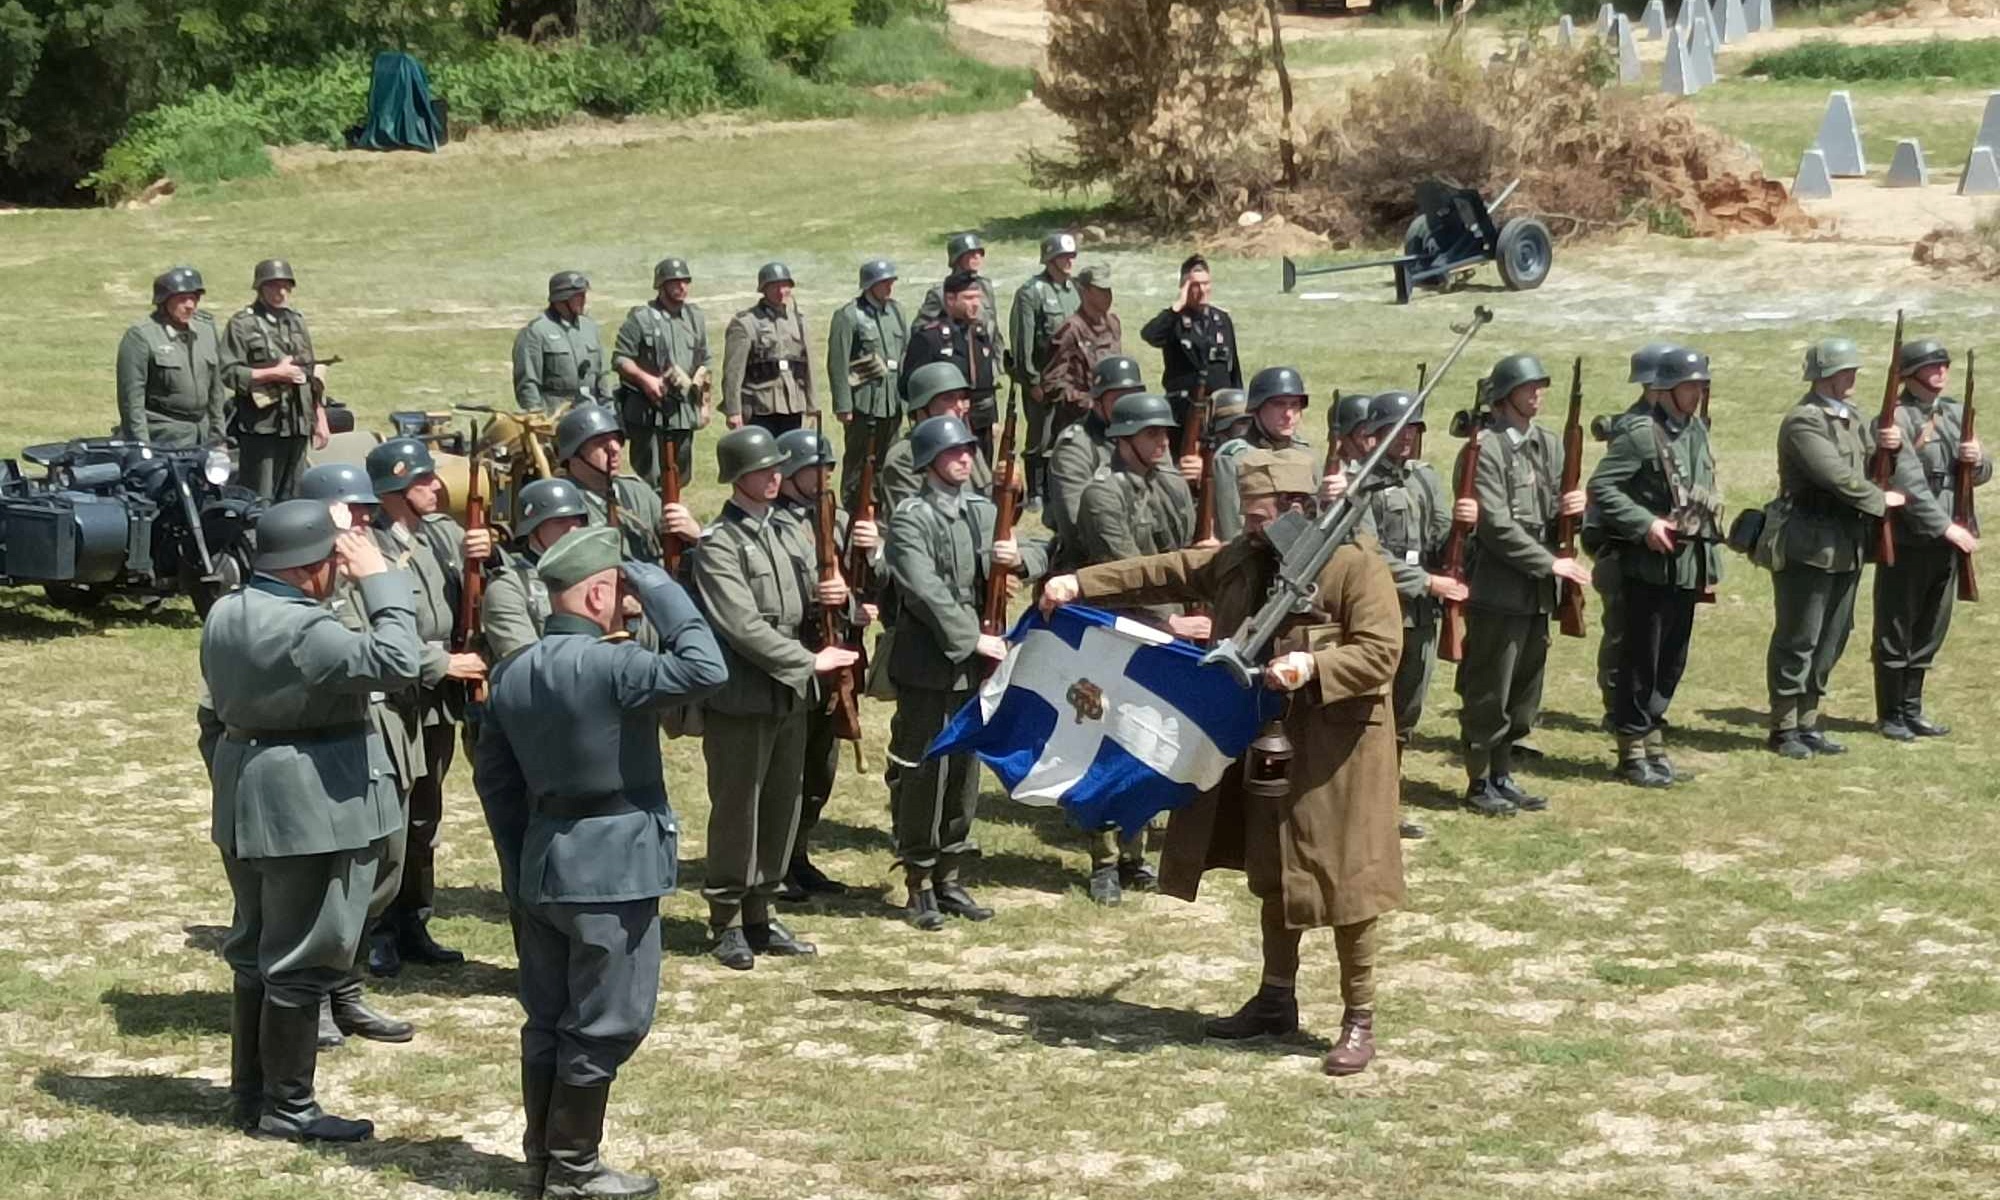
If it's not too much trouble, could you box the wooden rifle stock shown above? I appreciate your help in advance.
[1186,388,1216,546]
[846,450,878,597]
[808,414,864,764]
[454,455,490,703]
[982,391,1021,638]
[1556,356,1588,638]
[1439,424,1480,662]
[659,434,684,575]
[1870,311,1906,568]
[1957,349,1981,603]
[1323,388,1343,479]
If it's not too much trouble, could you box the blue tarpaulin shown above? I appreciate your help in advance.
[348,52,443,153]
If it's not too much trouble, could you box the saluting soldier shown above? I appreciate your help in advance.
[917,232,1005,357]
[201,499,423,1141]
[513,271,612,413]
[483,478,591,662]
[1761,338,1907,758]
[691,427,859,969]
[1041,449,1405,1078]
[1454,354,1591,816]
[474,525,727,1200]
[1873,339,1990,741]
[613,256,712,488]
[116,265,226,448]
[1212,367,1341,543]
[1139,254,1242,435]
[1586,342,1680,728]
[554,404,703,566]
[887,415,1047,929]
[1040,263,1122,448]
[362,438,494,975]
[827,258,911,510]
[722,262,814,436]
[220,259,329,500]
[1046,355,1147,570]
[1585,349,1722,787]
[771,427,883,900]
[903,269,1002,460]
[876,362,995,512]
[1007,232,1082,500]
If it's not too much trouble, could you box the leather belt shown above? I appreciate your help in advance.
[225,721,369,744]
[532,791,647,819]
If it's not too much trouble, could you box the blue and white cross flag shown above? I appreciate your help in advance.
[925,604,1281,836]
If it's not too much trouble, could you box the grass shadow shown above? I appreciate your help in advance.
[371,956,517,1000]
[37,1071,521,1192]
[1401,778,1465,814]
[801,817,895,857]
[980,796,1091,854]
[101,987,229,1036]
[433,884,514,927]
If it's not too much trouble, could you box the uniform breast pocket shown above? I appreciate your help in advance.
[541,343,576,379]
[151,345,184,377]
[753,326,780,357]
[1508,473,1541,522]
[743,556,785,622]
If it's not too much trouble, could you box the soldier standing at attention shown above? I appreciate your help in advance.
[1762,338,1907,759]
[117,266,226,447]
[1329,393,1372,471]
[1585,343,1680,728]
[1040,263,1122,449]
[474,525,727,1200]
[362,438,494,975]
[1872,339,1990,741]
[613,256,711,488]
[482,478,592,662]
[1046,355,1147,571]
[917,232,1004,359]
[903,270,1002,461]
[828,258,911,510]
[1041,449,1405,1078]
[1454,355,1591,816]
[723,262,814,436]
[554,404,703,565]
[690,427,859,969]
[1585,349,1722,787]
[887,415,1047,929]
[876,362,996,511]
[1140,254,1242,435]
[1211,367,1342,542]
[201,499,422,1140]
[221,259,329,501]
[513,271,612,413]
[1007,232,1082,501]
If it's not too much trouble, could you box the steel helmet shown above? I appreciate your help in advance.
[1106,393,1178,438]
[756,262,795,290]
[548,270,590,302]
[555,403,624,462]
[905,361,971,413]
[255,499,339,571]
[1246,366,1308,411]
[859,258,898,290]
[365,437,438,496]
[1090,355,1146,399]
[252,259,296,289]
[1803,337,1863,381]
[1899,338,1950,374]
[1628,341,1680,387]
[1040,232,1080,264]
[910,415,980,469]
[1361,390,1424,437]
[653,257,692,288]
[1653,349,1712,390]
[515,477,591,540]
[1331,392,1372,438]
[776,427,836,476]
[1486,354,1552,403]
[152,266,206,306]
[716,426,789,483]
[297,462,377,506]
[946,232,985,266]
[1208,388,1249,434]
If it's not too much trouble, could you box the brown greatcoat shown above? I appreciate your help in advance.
[1074,534,1405,929]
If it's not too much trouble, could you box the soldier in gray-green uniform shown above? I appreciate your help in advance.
[1759,338,1909,759]
[221,259,328,501]
[555,404,704,566]
[918,232,1004,360]
[876,362,995,511]
[828,258,911,510]
[1072,392,1196,903]
[691,427,857,968]
[723,262,815,437]
[1585,342,1680,727]
[513,271,612,413]
[1046,355,1146,570]
[1327,391,1371,472]
[887,415,1048,929]
[1454,354,1592,815]
[201,499,422,1141]
[1872,338,1991,741]
[1585,349,1723,787]
[474,525,726,1200]
[1008,232,1082,502]
[613,256,711,488]
[1212,366,1328,542]
[363,438,493,975]
[483,478,592,662]
[116,266,226,448]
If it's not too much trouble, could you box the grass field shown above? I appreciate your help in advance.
[3,22,2000,1200]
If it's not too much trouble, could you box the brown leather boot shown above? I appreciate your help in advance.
[1322,1008,1375,1077]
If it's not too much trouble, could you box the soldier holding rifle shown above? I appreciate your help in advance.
[221,258,331,500]
[613,256,711,488]
[554,405,703,565]
[827,258,910,511]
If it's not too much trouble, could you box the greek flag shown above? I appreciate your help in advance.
[925,605,1280,836]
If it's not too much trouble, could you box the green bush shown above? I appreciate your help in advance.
[87,90,275,199]
[764,0,855,68]
[1746,38,2000,83]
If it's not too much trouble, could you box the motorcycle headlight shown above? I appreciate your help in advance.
[204,449,234,487]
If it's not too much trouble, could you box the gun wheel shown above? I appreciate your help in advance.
[1495,217,1554,291]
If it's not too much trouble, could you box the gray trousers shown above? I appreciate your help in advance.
[1873,544,1957,671]
[222,840,383,1009]
[1592,550,1626,715]
[1456,608,1550,781]
[1767,566,1860,731]
[518,900,660,1087]
[840,412,901,512]
[888,684,980,871]
[236,433,309,501]
[1393,613,1438,739]
[700,708,807,928]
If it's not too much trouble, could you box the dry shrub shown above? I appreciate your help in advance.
[1912,214,2000,279]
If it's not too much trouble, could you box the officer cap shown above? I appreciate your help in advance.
[859,258,898,290]
[1246,365,1308,411]
[943,269,980,296]
[1208,388,1249,433]
[1628,341,1680,386]
[1486,353,1552,402]
[255,499,340,571]
[1653,348,1711,390]
[298,462,377,507]
[1075,263,1113,290]
[946,232,985,266]
[757,261,794,290]
[1899,338,1950,374]
[777,427,836,476]
[1106,392,1177,438]
[537,525,623,591]
[515,477,590,540]
[1236,448,1319,501]
[152,266,206,306]
[1803,337,1863,381]
[365,437,438,495]
[1090,355,1146,399]
[911,414,980,469]
[1041,232,1080,264]
[253,259,296,289]
[548,270,590,302]
[906,361,971,413]
[1331,391,1372,438]
[653,257,692,288]
[556,403,624,462]
[1361,390,1424,437]
[716,426,789,484]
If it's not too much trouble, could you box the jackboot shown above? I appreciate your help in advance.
[330,976,415,1043]
[1322,1008,1376,1077]
[1875,666,1914,741]
[228,979,264,1132]
[543,1081,659,1200]
[255,999,373,1142]
[787,854,847,895]
[1203,983,1299,1040]
[1905,671,1950,737]
[522,1063,556,1197]
[366,925,402,978]
[397,911,465,967]
[316,994,345,1049]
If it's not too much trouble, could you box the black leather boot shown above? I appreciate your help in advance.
[229,979,264,1132]
[330,975,415,1043]
[522,1063,556,1196]
[543,1082,659,1200]
[367,926,402,978]
[745,920,817,958]
[1876,666,1914,741]
[1905,671,1950,737]
[1203,983,1300,1040]
[397,911,465,967]
[256,1000,373,1142]
[316,994,345,1050]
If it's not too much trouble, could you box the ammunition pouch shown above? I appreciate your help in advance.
[1726,506,1765,557]
[848,352,889,387]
